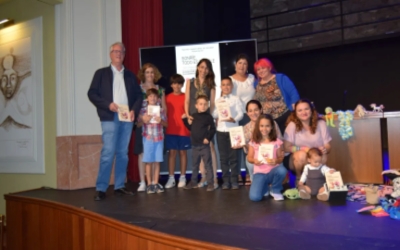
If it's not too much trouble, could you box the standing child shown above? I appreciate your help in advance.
[165,74,191,188]
[247,115,287,201]
[182,95,216,191]
[212,77,244,189]
[139,88,168,194]
[298,147,335,201]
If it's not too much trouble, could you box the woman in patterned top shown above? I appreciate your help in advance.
[253,58,299,135]
[135,63,166,192]
[184,59,218,188]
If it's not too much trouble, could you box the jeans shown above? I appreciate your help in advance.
[249,164,287,202]
[245,158,254,181]
[96,113,133,192]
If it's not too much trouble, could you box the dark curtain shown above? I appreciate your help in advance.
[121,0,164,182]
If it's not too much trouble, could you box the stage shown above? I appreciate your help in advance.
[5,181,400,250]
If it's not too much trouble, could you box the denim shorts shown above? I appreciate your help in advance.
[143,137,164,163]
[165,135,191,150]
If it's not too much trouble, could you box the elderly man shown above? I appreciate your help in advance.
[88,42,142,201]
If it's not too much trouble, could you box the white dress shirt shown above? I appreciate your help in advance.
[230,74,255,108]
[212,94,244,132]
[111,64,128,106]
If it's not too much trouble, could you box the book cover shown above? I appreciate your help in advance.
[148,105,160,124]
[117,104,131,122]
[257,144,275,163]
[229,126,245,147]
[325,171,347,191]
[216,100,231,120]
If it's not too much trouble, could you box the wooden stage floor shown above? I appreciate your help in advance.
[11,182,400,250]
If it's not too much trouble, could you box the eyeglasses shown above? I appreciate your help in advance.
[112,50,125,55]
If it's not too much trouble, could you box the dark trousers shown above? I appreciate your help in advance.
[191,145,213,184]
[274,110,291,135]
[217,131,238,185]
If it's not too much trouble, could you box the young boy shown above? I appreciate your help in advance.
[139,88,168,194]
[182,95,216,191]
[212,77,244,189]
[165,74,191,188]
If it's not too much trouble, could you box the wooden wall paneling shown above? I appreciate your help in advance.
[5,201,22,250]
[23,203,40,249]
[387,116,400,169]
[72,214,84,250]
[327,117,383,184]
[39,205,57,249]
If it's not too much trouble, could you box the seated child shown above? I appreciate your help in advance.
[165,74,191,188]
[247,115,287,201]
[182,95,216,191]
[212,77,243,189]
[298,147,335,201]
[139,88,168,194]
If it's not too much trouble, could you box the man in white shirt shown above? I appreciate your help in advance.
[88,42,142,201]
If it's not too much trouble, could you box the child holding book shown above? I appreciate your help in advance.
[298,147,335,201]
[139,88,168,194]
[165,74,191,188]
[247,115,287,201]
[182,95,216,191]
[212,77,244,189]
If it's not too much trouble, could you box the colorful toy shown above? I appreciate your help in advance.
[337,110,354,140]
[283,188,300,200]
[382,169,400,198]
[354,104,367,118]
[324,107,335,127]
[370,103,384,112]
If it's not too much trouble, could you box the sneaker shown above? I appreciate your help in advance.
[222,184,230,190]
[155,183,165,193]
[177,176,187,188]
[146,185,155,194]
[198,181,208,188]
[231,184,239,190]
[184,182,199,190]
[270,192,284,201]
[214,182,219,189]
[206,183,216,191]
[264,190,270,197]
[298,186,311,199]
[165,177,176,189]
[137,182,146,192]
[114,187,134,196]
[317,191,329,201]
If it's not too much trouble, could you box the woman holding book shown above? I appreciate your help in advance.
[134,63,166,192]
[283,99,332,180]
[253,58,300,134]
[185,58,218,188]
[243,100,282,181]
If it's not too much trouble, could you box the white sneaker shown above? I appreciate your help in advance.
[271,192,284,201]
[177,176,186,188]
[165,177,176,189]
[264,190,270,197]
[137,182,146,192]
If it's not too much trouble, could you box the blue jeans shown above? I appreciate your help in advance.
[249,164,287,202]
[96,113,133,192]
[245,158,254,181]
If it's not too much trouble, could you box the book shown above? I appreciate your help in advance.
[147,105,161,124]
[117,104,131,122]
[257,143,275,163]
[325,171,347,191]
[228,126,245,147]
[215,100,231,120]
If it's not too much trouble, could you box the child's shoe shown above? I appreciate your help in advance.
[317,190,329,201]
[155,183,165,193]
[177,176,187,188]
[206,183,216,191]
[137,182,146,192]
[184,182,199,190]
[298,186,311,199]
[146,185,155,194]
[197,180,208,188]
[165,177,176,189]
[270,192,284,201]
[231,183,239,190]
[264,190,270,197]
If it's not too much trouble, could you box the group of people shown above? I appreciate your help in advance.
[88,42,333,202]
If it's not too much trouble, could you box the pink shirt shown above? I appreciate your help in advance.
[249,139,283,174]
[284,120,332,148]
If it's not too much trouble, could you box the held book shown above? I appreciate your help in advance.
[117,104,130,122]
[324,171,348,201]
[216,100,231,120]
[148,105,160,124]
[257,144,275,164]
[228,126,245,147]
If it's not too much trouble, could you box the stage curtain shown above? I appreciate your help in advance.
[121,0,164,182]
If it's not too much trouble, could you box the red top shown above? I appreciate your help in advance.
[166,93,190,136]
